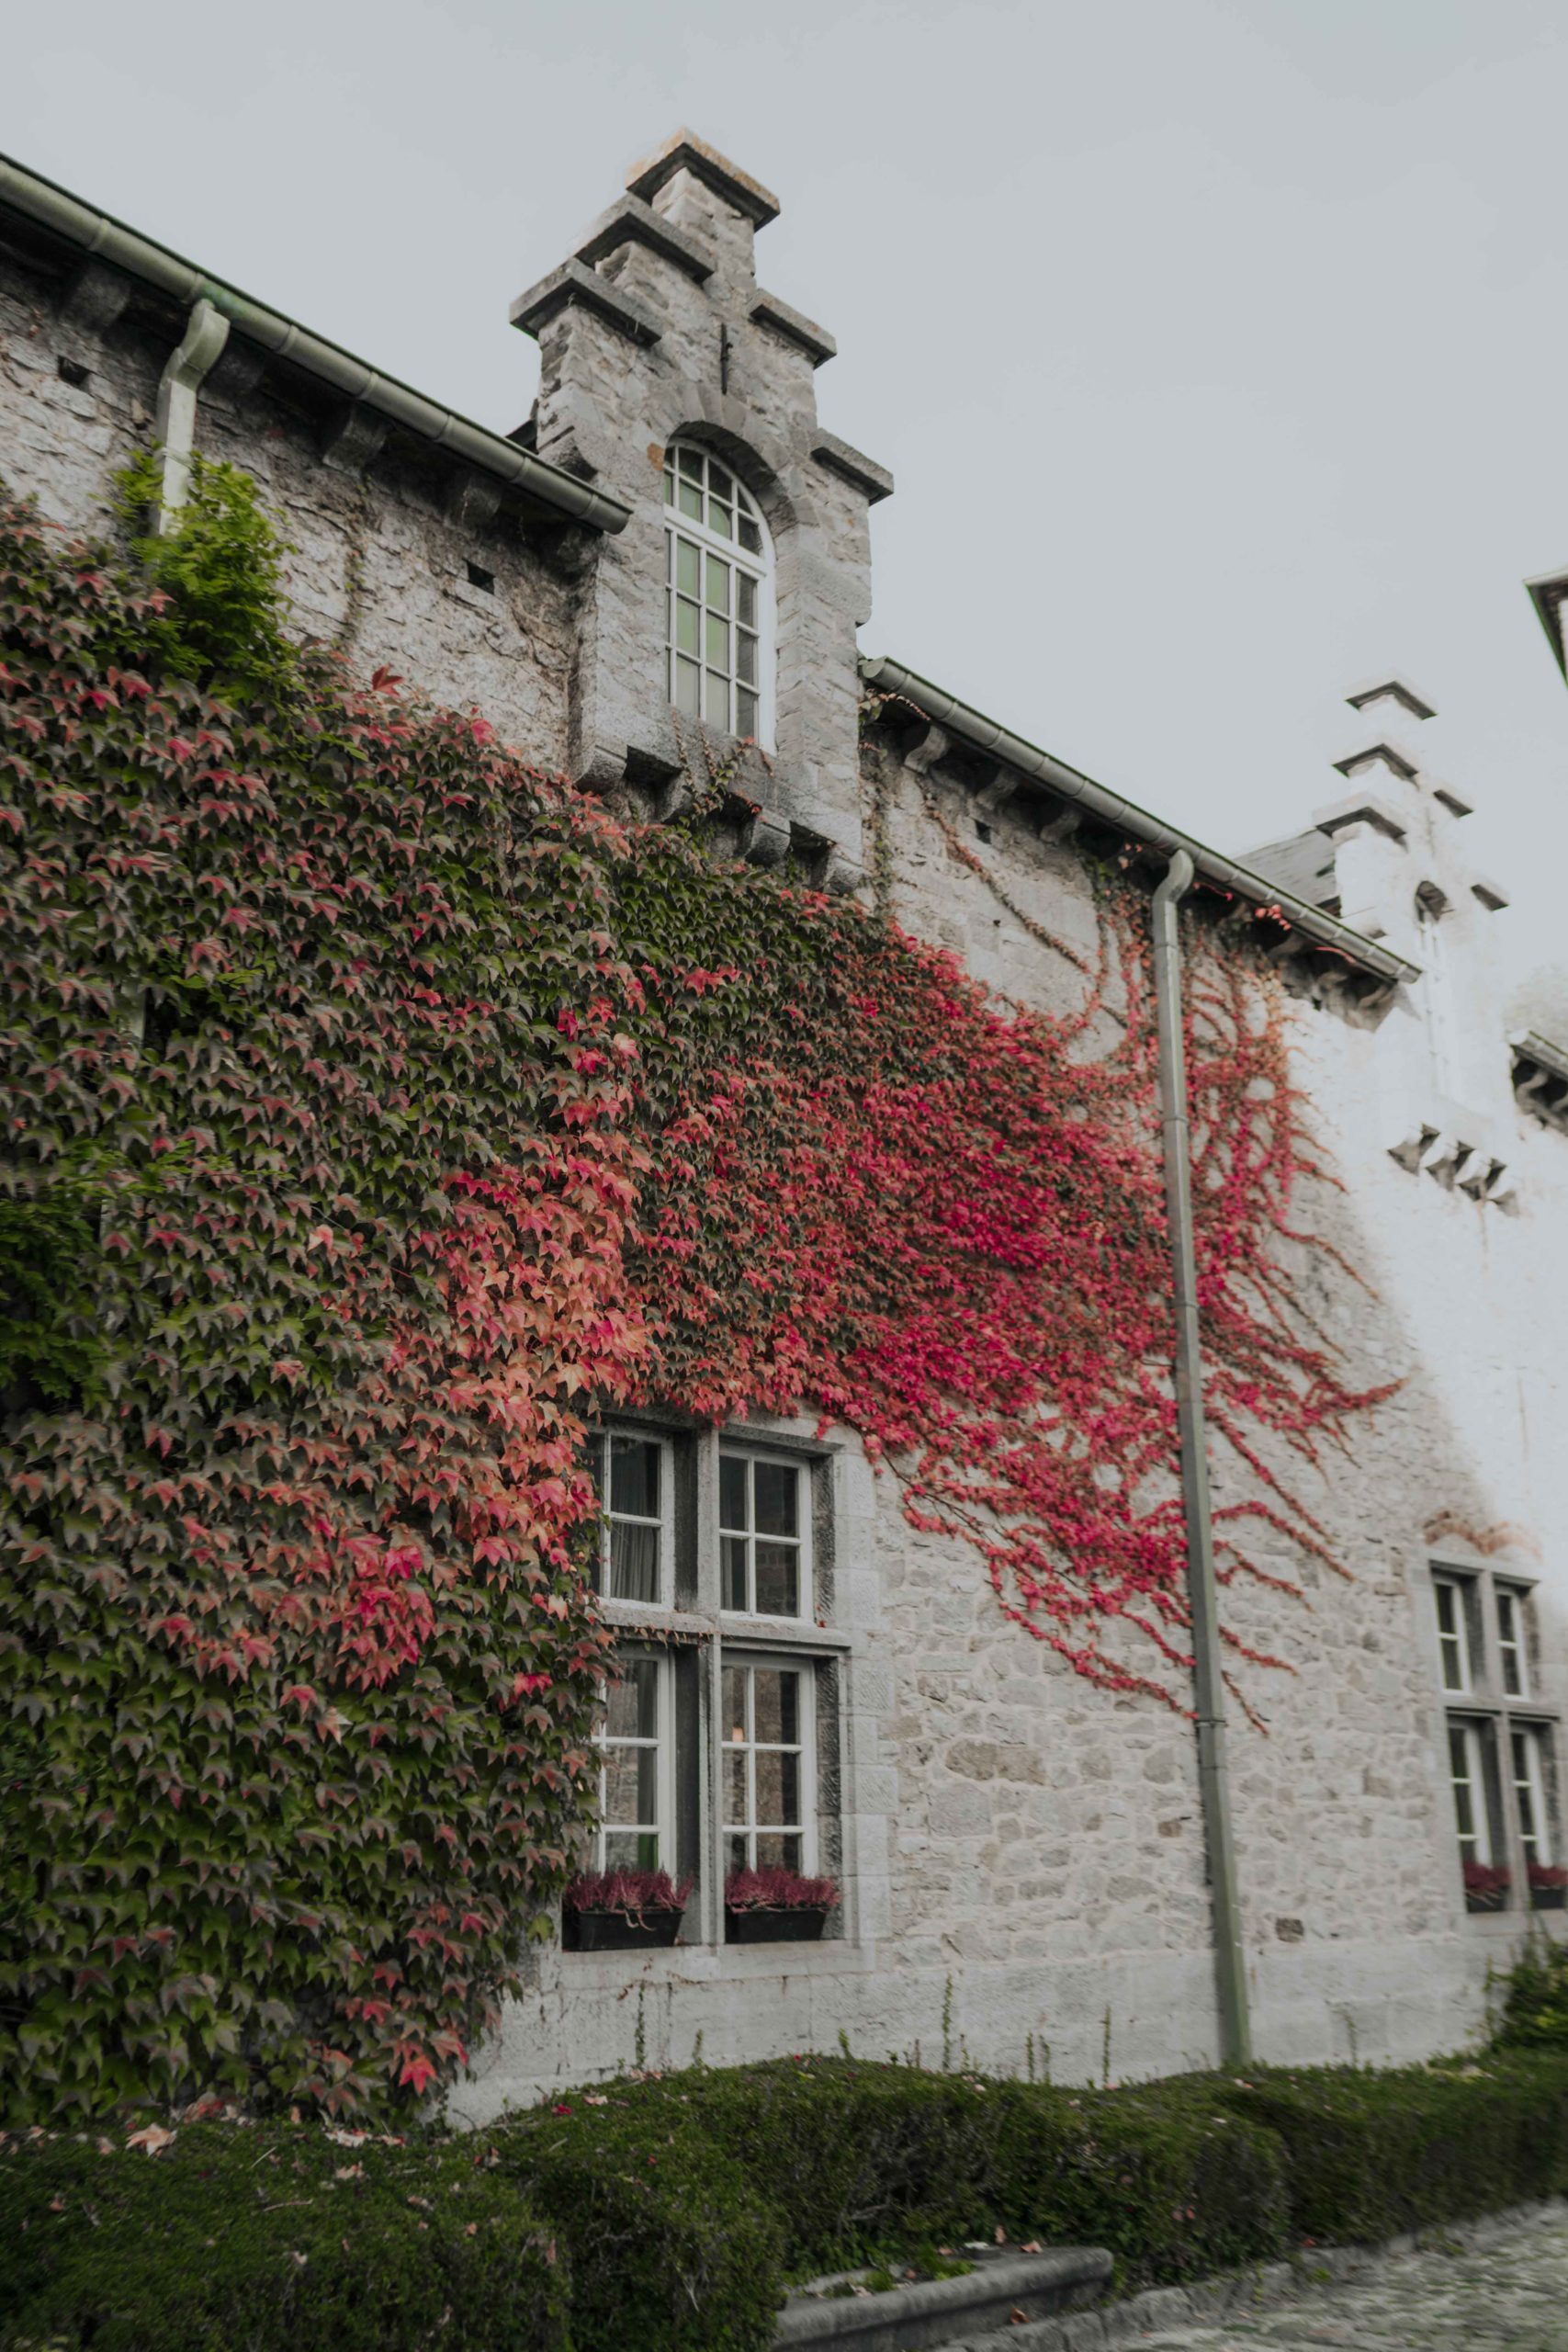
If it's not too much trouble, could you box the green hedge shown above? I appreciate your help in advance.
[491,2096,784,2352]
[532,2059,1289,2290]
[1223,2052,1568,2244]
[6,2052,1568,2351]
[0,2124,568,2351]
[1494,1938,1568,2052]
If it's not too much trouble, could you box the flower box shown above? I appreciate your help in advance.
[725,1905,829,1945]
[562,1866,691,1954]
[723,1864,839,1944]
[1463,1860,1511,1915]
[1532,1885,1567,1913]
[565,1905,683,1952]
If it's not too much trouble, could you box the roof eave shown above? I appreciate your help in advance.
[860,654,1419,990]
[0,149,632,537]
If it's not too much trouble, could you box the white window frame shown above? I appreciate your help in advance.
[592,1647,676,1876]
[719,1649,818,1879]
[1433,1573,1473,1696]
[1496,1586,1529,1700]
[588,1425,674,1611]
[1512,1724,1554,1871]
[717,1444,813,1623]
[1449,1719,1492,1867]
[663,440,775,750]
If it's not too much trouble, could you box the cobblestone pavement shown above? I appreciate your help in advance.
[1126,2207,1568,2352]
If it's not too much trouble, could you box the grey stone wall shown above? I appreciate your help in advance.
[0,255,580,762]
[4,130,1564,2126]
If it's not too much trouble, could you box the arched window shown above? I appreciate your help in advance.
[663,441,773,746]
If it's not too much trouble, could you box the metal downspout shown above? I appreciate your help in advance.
[152,298,231,535]
[1152,851,1253,2068]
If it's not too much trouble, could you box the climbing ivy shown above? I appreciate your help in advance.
[0,465,1385,2124]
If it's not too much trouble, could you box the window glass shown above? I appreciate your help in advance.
[1513,1727,1553,1869]
[718,1453,806,1616]
[1449,1721,1488,1865]
[1496,1589,1527,1698]
[588,1432,665,1604]
[723,1661,807,1874]
[1434,1577,1471,1693]
[663,443,770,744]
[597,1656,665,1871]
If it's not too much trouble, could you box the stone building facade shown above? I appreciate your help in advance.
[2,130,1564,2121]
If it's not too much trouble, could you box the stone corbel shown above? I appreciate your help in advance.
[742,808,794,868]
[972,765,1019,821]
[59,260,132,338]
[446,471,502,536]
[903,723,951,778]
[1035,802,1082,846]
[322,403,389,476]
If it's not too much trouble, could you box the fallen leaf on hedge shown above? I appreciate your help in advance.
[126,2126,175,2156]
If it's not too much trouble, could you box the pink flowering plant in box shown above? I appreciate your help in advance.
[563,1868,693,1918]
[1462,1859,1511,1905]
[1528,1862,1567,1894]
[724,1867,840,1913]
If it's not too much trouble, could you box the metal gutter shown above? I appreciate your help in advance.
[0,150,631,537]
[1152,851,1252,2069]
[151,299,229,534]
[861,655,1420,987]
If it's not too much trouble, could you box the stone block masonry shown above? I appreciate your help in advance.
[3,127,1565,2121]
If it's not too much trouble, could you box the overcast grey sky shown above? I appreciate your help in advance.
[6,0,1566,985]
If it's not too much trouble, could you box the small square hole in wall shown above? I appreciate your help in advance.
[57,356,91,390]
[466,560,495,594]
[975,820,993,843]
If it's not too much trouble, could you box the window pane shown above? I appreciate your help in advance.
[610,1438,659,1518]
[679,479,703,519]
[753,1668,798,1746]
[662,469,675,507]
[722,1666,747,1744]
[722,1533,750,1611]
[705,554,730,613]
[675,538,701,596]
[605,1829,660,1871]
[757,1831,802,1871]
[605,1657,659,1740]
[604,1743,658,1826]
[755,1543,798,1616]
[674,596,700,655]
[754,1462,798,1537]
[727,1831,749,1874]
[705,610,730,669]
[705,669,729,727]
[674,656,701,716]
[610,1519,660,1602]
[678,445,703,479]
[709,465,734,503]
[724,1751,747,1824]
[739,512,761,554]
[720,1455,750,1530]
[737,688,759,739]
[737,573,758,628]
[737,630,758,685]
[708,498,733,539]
[756,1748,800,1826]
